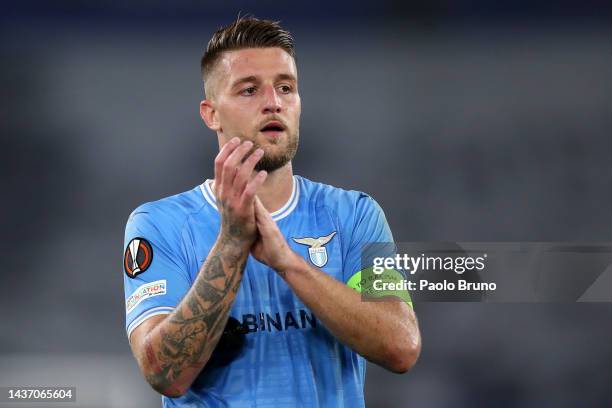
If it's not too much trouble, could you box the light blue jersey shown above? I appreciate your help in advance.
[123,175,396,407]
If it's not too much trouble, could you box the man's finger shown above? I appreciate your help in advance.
[214,137,240,193]
[253,195,275,233]
[234,148,264,197]
[221,141,253,197]
[240,170,267,210]
[254,196,265,220]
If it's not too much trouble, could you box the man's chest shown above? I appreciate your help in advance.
[185,209,345,300]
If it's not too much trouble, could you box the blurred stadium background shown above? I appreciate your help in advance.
[1,1,611,406]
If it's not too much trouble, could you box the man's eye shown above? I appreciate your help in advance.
[279,85,292,94]
[241,87,256,96]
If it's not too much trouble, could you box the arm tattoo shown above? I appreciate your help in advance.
[145,238,247,392]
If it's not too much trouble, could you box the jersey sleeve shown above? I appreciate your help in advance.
[123,207,192,340]
[343,194,412,306]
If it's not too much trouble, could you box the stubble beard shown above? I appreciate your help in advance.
[253,128,299,173]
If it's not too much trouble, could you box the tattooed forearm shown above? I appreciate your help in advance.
[144,239,248,394]
[134,140,266,396]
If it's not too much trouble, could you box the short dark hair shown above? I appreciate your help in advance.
[200,17,295,94]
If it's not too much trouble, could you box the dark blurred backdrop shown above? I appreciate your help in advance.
[1,1,611,407]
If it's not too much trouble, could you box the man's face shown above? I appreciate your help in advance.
[206,47,301,172]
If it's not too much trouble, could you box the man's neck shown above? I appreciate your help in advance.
[256,163,294,213]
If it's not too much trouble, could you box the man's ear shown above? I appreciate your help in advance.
[200,99,220,131]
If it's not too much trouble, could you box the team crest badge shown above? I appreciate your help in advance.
[293,232,337,267]
[124,238,153,278]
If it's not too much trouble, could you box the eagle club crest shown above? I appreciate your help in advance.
[292,232,337,267]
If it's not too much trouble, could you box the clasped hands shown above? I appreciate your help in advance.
[213,138,301,275]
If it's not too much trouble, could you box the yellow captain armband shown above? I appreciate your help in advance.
[346,267,413,308]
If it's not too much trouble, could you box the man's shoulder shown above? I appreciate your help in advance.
[297,175,376,210]
[296,176,389,239]
[127,184,207,227]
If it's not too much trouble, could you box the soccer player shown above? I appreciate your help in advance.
[123,17,421,407]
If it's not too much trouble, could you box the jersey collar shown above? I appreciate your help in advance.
[200,176,300,222]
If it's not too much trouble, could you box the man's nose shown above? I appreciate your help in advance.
[262,86,282,114]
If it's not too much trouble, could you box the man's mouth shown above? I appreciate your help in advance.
[260,121,286,135]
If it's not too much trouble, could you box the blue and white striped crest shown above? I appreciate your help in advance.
[308,247,328,267]
[292,231,337,268]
